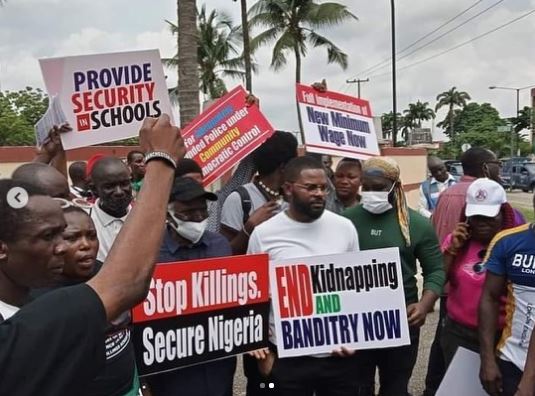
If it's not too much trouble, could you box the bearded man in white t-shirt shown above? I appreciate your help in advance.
[247,155,361,396]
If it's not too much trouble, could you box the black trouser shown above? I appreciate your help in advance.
[353,327,420,396]
[498,359,523,396]
[423,296,447,396]
[271,355,362,396]
[440,316,480,369]
[245,354,277,396]
[246,353,361,396]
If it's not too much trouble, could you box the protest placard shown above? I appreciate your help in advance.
[181,86,274,187]
[436,347,487,396]
[39,49,173,149]
[131,254,270,376]
[270,248,409,358]
[296,83,380,160]
[34,95,67,147]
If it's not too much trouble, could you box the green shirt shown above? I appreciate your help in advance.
[343,205,444,304]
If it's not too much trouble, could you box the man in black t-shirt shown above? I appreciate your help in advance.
[0,114,185,396]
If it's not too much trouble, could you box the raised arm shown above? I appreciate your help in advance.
[87,115,185,321]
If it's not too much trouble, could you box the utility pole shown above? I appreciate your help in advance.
[391,0,398,147]
[346,78,369,98]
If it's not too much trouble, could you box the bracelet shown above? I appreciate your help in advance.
[445,247,458,256]
[242,226,252,237]
[144,151,177,169]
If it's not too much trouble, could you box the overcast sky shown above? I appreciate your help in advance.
[1,0,534,138]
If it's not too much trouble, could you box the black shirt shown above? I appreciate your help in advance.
[0,284,106,396]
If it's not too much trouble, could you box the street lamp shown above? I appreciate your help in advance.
[489,84,535,156]
[391,0,397,147]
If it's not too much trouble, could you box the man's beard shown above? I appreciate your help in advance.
[293,196,325,220]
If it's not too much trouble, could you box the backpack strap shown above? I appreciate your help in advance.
[235,186,252,226]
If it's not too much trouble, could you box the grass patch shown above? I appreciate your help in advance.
[515,206,535,223]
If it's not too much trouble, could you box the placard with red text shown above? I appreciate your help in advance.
[132,254,270,376]
[181,85,274,187]
[296,83,379,160]
[39,49,173,149]
[270,248,409,358]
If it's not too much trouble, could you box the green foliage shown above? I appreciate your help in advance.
[248,0,357,79]
[435,87,471,138]
[381,111,402,139]
[436,101,533,159]
[0,87,48,145]
[166,4,247,100]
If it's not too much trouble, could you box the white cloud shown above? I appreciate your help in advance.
[0,0,534,136]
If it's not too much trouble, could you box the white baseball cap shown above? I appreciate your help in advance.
[465,178,507,218]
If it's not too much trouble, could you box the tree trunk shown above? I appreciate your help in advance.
[177,0,200,128]
[240,0,253,93]
[449,103,454,138]
[294,45,305,145]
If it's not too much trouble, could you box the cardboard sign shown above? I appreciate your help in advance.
[34,95,67,146]
[39,49,173,149]
[270,248,409,358]
[436,347,487,395]
[132,254,270,376]
[296,83,380,160]
[181,86,274,187]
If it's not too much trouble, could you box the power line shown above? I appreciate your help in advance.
[361,0,505,77]
[366,0,505,76]
[368,8,535,80]
[354,0,486,77]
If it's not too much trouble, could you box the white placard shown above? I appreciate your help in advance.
[39,49,173,149]
[270,248,410,358]
[296,83,380,160]
[436,347,487,396]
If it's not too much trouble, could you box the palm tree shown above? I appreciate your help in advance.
[176,0,199,127]
[435,87,471,138]
[248,0,357,139]
[404,100,435,128]
[381,111,402,140]
[167,5,246,100]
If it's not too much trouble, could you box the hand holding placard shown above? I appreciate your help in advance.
[139,114,185,164]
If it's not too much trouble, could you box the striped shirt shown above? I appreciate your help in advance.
[485,224,535,370]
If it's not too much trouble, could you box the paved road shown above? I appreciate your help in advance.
[232,311,439,396]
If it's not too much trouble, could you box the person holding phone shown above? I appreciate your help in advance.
[441,178,517,368]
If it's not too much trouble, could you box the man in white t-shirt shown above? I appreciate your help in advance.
[247,156,360,396]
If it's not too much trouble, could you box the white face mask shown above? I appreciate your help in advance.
[361,184,395,214]
[168,211,208,244]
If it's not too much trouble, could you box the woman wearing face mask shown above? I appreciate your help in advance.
[146,177,236,396]
[36,201,141,396]
[440,178,516,368]
[343,157,445,396]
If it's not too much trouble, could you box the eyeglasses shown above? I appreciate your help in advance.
[53,197,93,211]
[169,208,208,222]
[484,160,502,168]
[292,183,331,194]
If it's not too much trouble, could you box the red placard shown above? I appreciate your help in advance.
[181,86,274,187]
[132,253,270,324]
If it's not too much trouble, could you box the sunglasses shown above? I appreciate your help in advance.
[53,197,93,212]
[472,249,488,274]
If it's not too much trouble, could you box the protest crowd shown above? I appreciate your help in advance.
[2,74,535,396]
